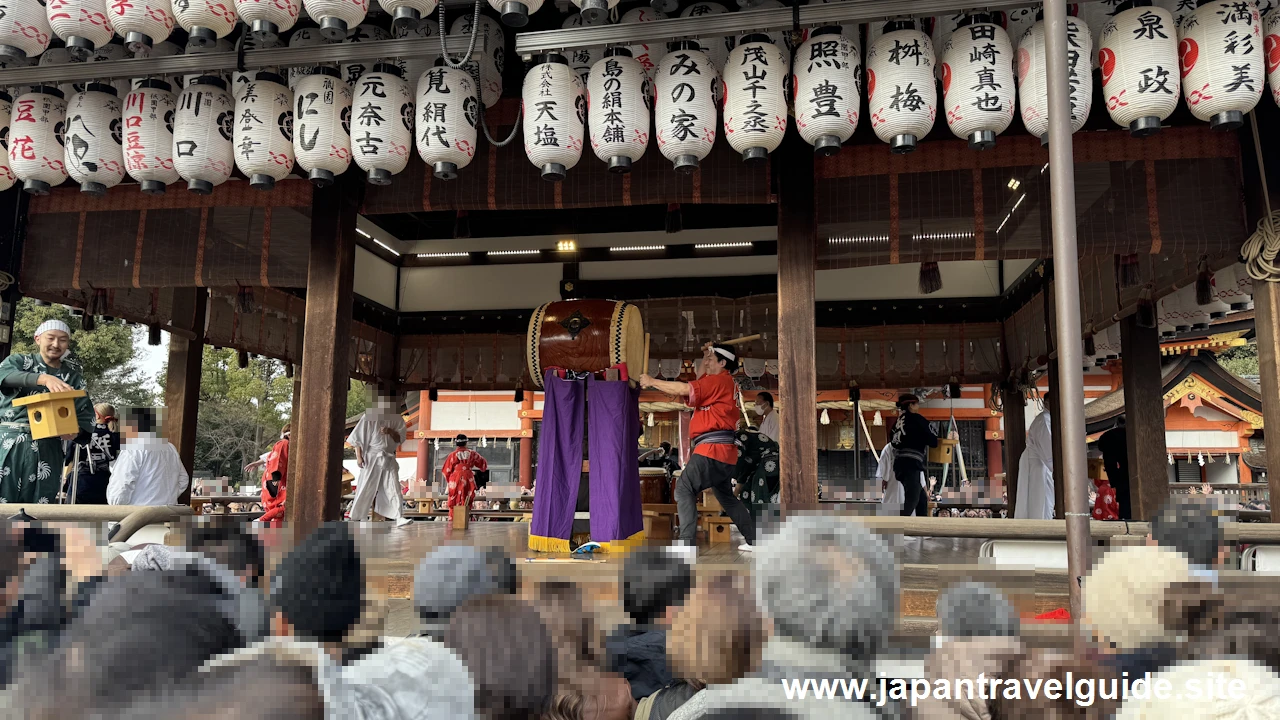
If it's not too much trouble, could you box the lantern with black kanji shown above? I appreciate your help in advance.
[588,48,648,173]
[352,63,413,185]
[867,20,936,153]
[173,75,235,194]
[1179,0,1263,129]
[64,84,125,196]
[234,71,295,190]
[450,14,504,107]
[794,26,860,156]
[0,92,15,192]
[171,0,239,47]
[679,2,732,71]
[1016,14,1093,144]
[182,35,233,91]
[381,0,437,31]
[620,7,665,82]
[0,0,52,65]
[342,23,392,86]
[415,63,477,180]
[304,0,369,40]
[522,53,585,181]
[655,40,718,172]
[108,0,175,55]
[36,46,78,100]
[723,34,787,163]
[124,79,180,194]
[1098,1,1179,136]
[571,0,614,25]
[563,15,599,86]
[235,0,299,43]
[9,88,68,195]
[489,0,542,28]
[47,0,114,59]
[293,67,352,187]
[941,13,1014,149]
[233,32,282,93]
[394,19,440,88]
[287,27,334,90]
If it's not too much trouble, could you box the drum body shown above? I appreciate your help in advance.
[639,467,667,505]
[527,300,645,388]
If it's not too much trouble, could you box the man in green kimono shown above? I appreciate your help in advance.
[734,428,779,522]
[0,320,94,504]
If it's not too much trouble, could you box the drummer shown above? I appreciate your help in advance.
[639,342,757,552]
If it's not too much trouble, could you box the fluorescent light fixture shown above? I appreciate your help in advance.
[609,245,666,252]
[373,239,401,256]
[996,214,1011,234]
[828,235,889,245]
[1007,178,1020,190]
[416,251,470,259]
[694,241,753,250]
[556,239,577,252]
[1041,162,1050,174]
[488,249,542,256]
[356,228,371,238]
[1012,193,1026,212]
[911,231,973,241]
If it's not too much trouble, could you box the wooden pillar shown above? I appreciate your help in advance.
[288,376,301,489]
[415,390,431,493]
[0,190,28,358]
[1120,314,1170,521]
[1251,282,1280,521]
[288,176,362,533]
[1001,382,1027,517]
[776,136,817,511]
[1047,358,1065,520]
[519,392,535,489]
[165,288,207,506]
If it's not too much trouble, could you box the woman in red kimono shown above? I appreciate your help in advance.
[257,424,290,527]
[443,434,487,522]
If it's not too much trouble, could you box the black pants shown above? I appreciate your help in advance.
[676,454,756,545]
[894,457,928,518]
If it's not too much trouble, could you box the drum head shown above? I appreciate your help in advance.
[617,302,646,379]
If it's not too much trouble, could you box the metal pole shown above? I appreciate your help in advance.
[1042,0,1092,621]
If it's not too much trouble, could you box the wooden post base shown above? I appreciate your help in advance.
[452,509,469,530]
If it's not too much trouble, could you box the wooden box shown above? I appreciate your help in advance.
[706,517,733,544]
[928,438,958,465]
[14,390,85,440]
[452,509,469,530]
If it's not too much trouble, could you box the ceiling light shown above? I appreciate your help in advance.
[373,239,401,256]
[610,245,666,252]
[556,239,577,252]
[1012,193,1026,212]
[911,231,974,241]
[828,235,889,245]
[488,249,541,256]
[694,241,753,250]
[356,228,371,238]
[416,251,469,259]
[1007,178,1020,190]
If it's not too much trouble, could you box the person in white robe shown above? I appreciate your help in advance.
[348,400,411,527]
[877,443,926,517]
[1013,394,1055,520]
[107,408,190,506]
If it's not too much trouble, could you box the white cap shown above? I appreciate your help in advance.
[713,346,736,361]
[34,319,71,339]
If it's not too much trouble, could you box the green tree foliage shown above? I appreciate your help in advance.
[194,348,293,486]
[11,299,155,408]
[1217,342,1259,379]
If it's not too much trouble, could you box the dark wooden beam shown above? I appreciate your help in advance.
[1119,314,1170,521]
[1001,382,1027,518]
[1255,283,1280,521]
[165,287,207,506]
[288,175,362,533]
[776,136,818,511]
[1047,358,1065,520]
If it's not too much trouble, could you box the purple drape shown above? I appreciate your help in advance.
[587,380,645,544]
[530,372,584,546]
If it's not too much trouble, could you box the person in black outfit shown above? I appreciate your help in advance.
[1097,417,1131,520]
[891,393,939,518]
[62,403,120,505]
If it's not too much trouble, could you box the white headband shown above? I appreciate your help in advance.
[713,347,736,362]
[33,319,70,339]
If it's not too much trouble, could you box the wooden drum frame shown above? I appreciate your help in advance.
[527,300,646,388]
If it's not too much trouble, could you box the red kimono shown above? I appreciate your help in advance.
[1091,476,1119,521]
[258,437,289,527]
[443,447,487,521]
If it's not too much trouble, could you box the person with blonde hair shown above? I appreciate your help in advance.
[63,402,120,504]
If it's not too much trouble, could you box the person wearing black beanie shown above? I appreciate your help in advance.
[270,523,365,652]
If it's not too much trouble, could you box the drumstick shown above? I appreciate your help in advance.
[720,334,762,347]
[643,333,650,377]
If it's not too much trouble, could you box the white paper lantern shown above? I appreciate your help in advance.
[571,0,614,25]
[1267,10,1280,106]
[654,40,718,172]
[739,0,797,65]
[123,79,180,193]
[341,23,392,87]
[304,0,369,40]
[620,7,665,82]
[233,71,294,190]
[145,35,186,90]
[293,67,352,186]
[587,48,648,172]
[0,93,16,192]
[867,20,937,153]
[1098,2,1180,136]
[679,2,732,71]
[108,0,174,55]
[941,14,1015,149]
[380,0,436,31]
[1213,262,1254,309]
[489,0,542,28]
[74,40,134,98]
[173,75,235,193]
[450,14,504,107]
[287,27,334,90]
[415,65,476,179]
[352,63,412,184]
[1080,0,1124,69]
[235,0,300,43]
[394,19,439,88]
[1179,0,1264,129]
[47,0,114,59]
[171,0,239,47]
[183,36,233,90]
[1157,0,1198,30]
[37,47,78,100]
[233,33,283,92]
[522,54,584,181]
[723,35,787,162]
[0,0,52,65]
[794,26,860,155]
[563,15,600,87]
[9,88,68,195]
[64,84,124,195]
[1017,15,1093,144]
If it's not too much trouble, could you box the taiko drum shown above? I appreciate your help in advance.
[526,300,645,388]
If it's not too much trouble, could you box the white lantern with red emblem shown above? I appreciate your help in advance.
[1179,0,1264,129]
[234,71,295,190]
[587,48,648,172]
[654,41,717,172]
[523,53,584,181]
[0,0,52,66]
[620,7,665,82]
[723,35,787,162]
[415,64,477,180]
[108,0,175,55]
[293,67,352,186]
[450,14,504,107]
[9,88,68,195]
[173,75,235,194]
[394,19,440,89]
[304,0,369,40]
[381,0,437,32]
[235,0,300,43]
[64,84,125,196]
[680,2,732,71]
[1016,15,1093,144]
[124,79,180,194]
[867,20,936,153]
[1098,1,1180,136]
[0,92,16,192]
[171,0,239,47]
[47,0,114,59]
[794,26,860,156]
[352,63,413,185]
[489,0,542,28]
[1267,9,1280,106]
[571,0,614,25]
[941,14,1015,149]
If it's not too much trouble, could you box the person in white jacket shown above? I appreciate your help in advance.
[107,407,189,506]
[1013,392,1055,520]
[877,443,927,517]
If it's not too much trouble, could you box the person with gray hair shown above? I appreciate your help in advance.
[936,582,1020,639]
[413,545,517,640]
[1148,495,1226,580]
[916,583,1025,720]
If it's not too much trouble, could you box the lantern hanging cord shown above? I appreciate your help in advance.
[469,63,522,147]
[438,0,484,68]
[1241,111,1280,283]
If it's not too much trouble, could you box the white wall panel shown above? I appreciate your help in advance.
[400,263,563,311]
[354,245,399,309]
[580,255,778,280]
[817,261,1003,301]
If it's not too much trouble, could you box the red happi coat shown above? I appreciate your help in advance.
[258,437,289,527]
[443,447,487,520]
[1091,476,1119,521]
